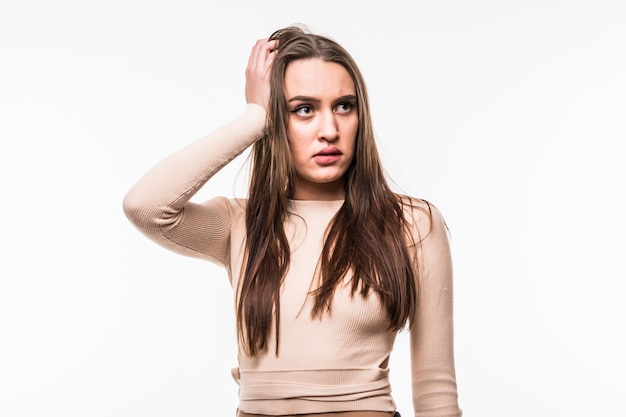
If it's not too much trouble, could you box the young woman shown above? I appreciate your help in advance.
[123,26,462,417]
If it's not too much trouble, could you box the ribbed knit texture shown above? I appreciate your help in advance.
[123,104,462,417]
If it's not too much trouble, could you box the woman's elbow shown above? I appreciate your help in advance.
[122,189,148,228]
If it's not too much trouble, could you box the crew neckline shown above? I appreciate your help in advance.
[288,199,345,211]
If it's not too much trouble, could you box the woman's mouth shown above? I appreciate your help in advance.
[313,148,342,165]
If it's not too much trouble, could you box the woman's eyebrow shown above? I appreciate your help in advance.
[288,94,357,103]
[288,95,320,103]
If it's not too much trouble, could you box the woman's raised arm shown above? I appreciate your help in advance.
[122,39,277,264]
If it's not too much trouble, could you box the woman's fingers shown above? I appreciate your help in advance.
[245,38,279,109]
[248,39,278,70]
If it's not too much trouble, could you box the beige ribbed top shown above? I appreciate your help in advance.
[123,104,462,416]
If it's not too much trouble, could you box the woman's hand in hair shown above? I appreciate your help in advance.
[245,38,279,110]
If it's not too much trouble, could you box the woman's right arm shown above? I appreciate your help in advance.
[122,104,266,264]
[122,38,278,265]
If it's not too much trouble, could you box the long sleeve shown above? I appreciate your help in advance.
[410,204,462,417]
[122,103,266,265]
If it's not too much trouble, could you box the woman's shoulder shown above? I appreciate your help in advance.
[397,194,435,220]
[200,196,248,215]
[397,194,448,241]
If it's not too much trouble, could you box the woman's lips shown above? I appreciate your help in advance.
[313,148,342,165]
[314,154,342,164]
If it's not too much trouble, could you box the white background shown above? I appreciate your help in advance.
[1,1,625,416]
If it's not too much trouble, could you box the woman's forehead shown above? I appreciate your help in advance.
[284,59,355,99]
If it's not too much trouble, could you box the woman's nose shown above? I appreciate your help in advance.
[317,111,339,142]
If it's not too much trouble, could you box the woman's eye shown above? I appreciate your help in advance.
[293,105,313,116]
[336,102,354,113]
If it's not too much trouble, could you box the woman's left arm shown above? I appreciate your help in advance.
[409,203,462,417]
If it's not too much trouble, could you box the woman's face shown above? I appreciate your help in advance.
[284,58,358,200]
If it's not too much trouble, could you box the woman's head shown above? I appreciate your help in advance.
[251,25,384,201]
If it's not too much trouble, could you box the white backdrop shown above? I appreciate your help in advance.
[1,1,625,416]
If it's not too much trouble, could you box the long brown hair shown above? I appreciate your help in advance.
[238,25,425,356]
